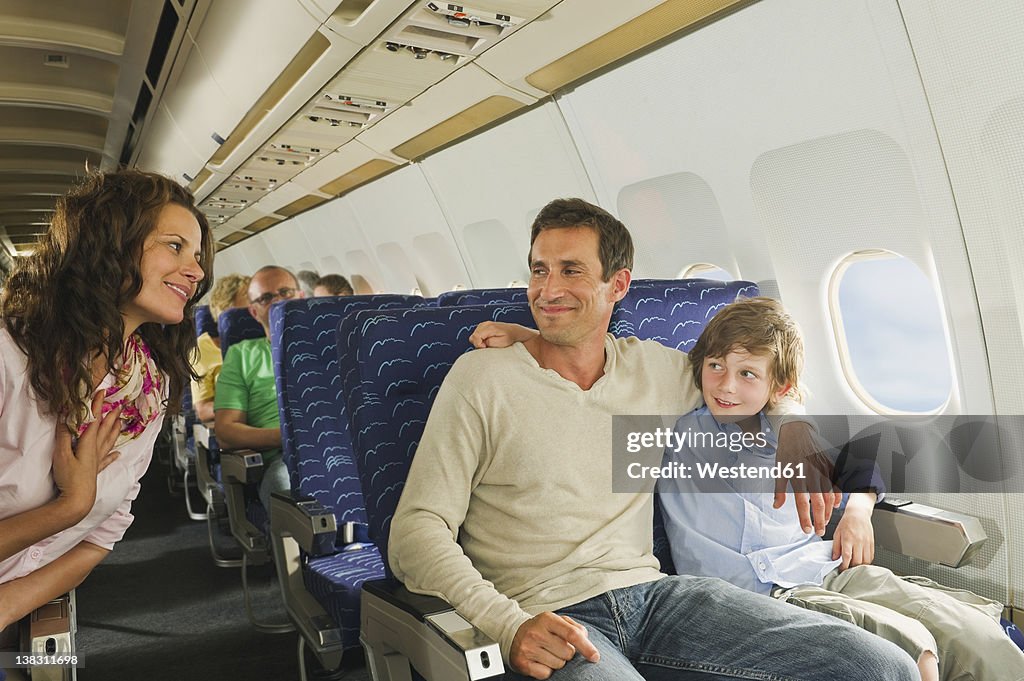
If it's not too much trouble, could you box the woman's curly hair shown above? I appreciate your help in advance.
[1,169,214,422]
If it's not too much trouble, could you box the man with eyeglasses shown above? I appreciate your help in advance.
[214,266,304,512]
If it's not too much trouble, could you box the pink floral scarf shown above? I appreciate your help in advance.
[71,334,163,448]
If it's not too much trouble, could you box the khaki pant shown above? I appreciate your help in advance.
[774,565,1024,681]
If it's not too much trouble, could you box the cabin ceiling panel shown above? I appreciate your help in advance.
[0,0,132,56]
[0,0,168,262]
[0,46,118,114]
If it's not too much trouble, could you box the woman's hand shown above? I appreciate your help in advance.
[469,322,539,349]
[52,391,122,520]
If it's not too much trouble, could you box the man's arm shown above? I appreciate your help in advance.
[389,367,595,677]
[195,399,214,423]
[767,403,841,536]
[213,409,280,450]
[0,542,108,630]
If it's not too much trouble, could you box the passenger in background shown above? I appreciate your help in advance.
[0,169,211,630]
[213,266,302,512]
[312,274,353,297]
[191,273,250,422]
[658,296,1024,681]
[295,269,320,298]
[390,198,917,681]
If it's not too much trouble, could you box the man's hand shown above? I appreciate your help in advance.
[469,322,538,349]
[832,493,876,571]
[53,391,122,519]
[509,612,599,679]
[773,421,841,536]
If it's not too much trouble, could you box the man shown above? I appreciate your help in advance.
[214,265,303,511]
[312,273,354,297]
[388,199,917,680]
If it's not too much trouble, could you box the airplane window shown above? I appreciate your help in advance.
[680,263,735,281]
[830,250,953,414]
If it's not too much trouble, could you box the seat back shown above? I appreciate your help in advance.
[436,287,528,307]
[218,308,265,357]
[337,303,535,576]
[612,278,759,573]
[269,294,423,528]
[195,304,218,339]
[612,278,759,350]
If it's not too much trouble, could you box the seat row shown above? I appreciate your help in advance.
[264,279,756,679]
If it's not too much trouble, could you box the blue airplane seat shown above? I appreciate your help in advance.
[341,285,754,679]
[337,303,535,577]
[612,278,759,574]
[195,303,218,338]
[267,294,422,669]
[436,287,528,307]
[612,278,759,351]
[217,307,265,357]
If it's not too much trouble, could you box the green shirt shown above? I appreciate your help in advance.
[214,337,280,463]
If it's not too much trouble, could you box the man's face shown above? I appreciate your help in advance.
[527,227,626,348]
[248,269,302,328]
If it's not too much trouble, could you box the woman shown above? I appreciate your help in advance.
[0,169,213,630]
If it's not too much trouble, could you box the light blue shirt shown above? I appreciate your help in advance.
[656,407,840,595]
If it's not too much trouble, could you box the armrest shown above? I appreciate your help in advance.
[220,449,264,485]
[872,498,987,567]
[269,491,337,556]
[361,579,503,680]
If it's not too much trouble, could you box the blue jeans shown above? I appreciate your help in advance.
[505,576,918,681]
[258,456,290,514]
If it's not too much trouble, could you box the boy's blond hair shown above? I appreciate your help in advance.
[689,297,804,406]
[209,273,251,318]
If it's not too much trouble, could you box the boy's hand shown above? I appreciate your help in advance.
[773,421,841,536]
[510,612,599,679]
[832,492,876,570]
[469,322,538,349]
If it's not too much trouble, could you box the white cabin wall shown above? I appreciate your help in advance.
[417,101,597,288]
[895,0,1024,608]
[554,0,989,419]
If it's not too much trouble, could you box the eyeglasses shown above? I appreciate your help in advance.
[250,287,297,307]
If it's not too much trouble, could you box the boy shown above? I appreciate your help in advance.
[657,297,1024,681]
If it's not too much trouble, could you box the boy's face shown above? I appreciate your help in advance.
[701,348,787,424]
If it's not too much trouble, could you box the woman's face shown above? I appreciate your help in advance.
[120,203,205,335]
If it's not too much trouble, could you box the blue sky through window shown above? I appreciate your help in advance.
[837,256,951,412]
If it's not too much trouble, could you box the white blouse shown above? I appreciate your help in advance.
[0,330,163,584]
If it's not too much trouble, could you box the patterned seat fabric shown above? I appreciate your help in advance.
[613,278,759,573]
[217,307,265,357]
[336,303,535,577]
[341,280,756,581]
[436,287,528,307]
[269,294,422,650]
[195,304,218,338]
[303,548,386,646]
[269,295,423,525]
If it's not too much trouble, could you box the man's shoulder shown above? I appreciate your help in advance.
[448,345,525,377]
[609,334,689,365]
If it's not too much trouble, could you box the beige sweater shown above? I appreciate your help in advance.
[389,334,705,660]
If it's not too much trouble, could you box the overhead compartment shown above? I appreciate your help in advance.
[375,0,555,63]
[476,0,749,97]
[291,139,403,197]
[134,103,206,184]
[355,62,536,160]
